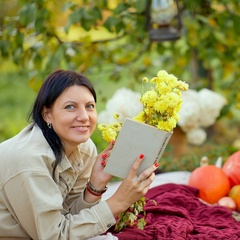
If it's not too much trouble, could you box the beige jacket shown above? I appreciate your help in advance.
[0,124,116,239]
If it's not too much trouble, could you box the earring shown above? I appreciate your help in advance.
[47,122,52,129]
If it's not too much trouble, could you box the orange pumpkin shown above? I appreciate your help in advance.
[228,185,240,211]
[188,165,230,204]
[222,151,240,187]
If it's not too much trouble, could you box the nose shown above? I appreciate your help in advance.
[76,108,89,122]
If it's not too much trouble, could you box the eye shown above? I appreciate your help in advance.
[65,105,75,110]
[86,103,95,109]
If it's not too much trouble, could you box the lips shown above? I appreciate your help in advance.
[72,126,89,130]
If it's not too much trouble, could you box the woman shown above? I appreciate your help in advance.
[0,70,157,239]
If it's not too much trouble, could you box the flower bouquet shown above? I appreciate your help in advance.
[98,70,188,231]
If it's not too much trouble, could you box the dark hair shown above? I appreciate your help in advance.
[28,70,97,179]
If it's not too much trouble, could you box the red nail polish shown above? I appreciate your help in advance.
[154,162,159,168]
[101,161,106,166]
[139,154,144,159]
[102,153,107,159]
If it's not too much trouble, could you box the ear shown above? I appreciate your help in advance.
[42,106,51,123]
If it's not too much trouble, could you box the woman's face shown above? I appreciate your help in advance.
[43,85,97,156]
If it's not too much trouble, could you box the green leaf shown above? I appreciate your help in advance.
[115,21,125,34]
[12,47,22,64]
[114,221,125,232]
[35,17,45,33]
[134,0,146,13]
[104,16,125,34]
[34,0,44,5]
[137,218,147,230]
[80,8,94,31]
[135,17,147,39]
[35,9,49,33]
[68,6,98,31]
[64,20,71,33]
[113,2,129,15]
[213,31,226,44]
[233,15,240,34]
[196,15,210,25]
[15,31,24,47]
[128,212,137,224]
[0,41,10,57]
[33,53,42,69]
[104,16,118,32]
[45,45,65,71]
[90,6,102,21]
[81,7,93,21]
[69,9,82,24]
[81,19,93,31]
[62,1,77,12]
[19,3,37,26]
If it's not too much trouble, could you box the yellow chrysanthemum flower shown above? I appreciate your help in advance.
[141,90,157,107]
[98,70,189,141]
[98,122,122,142]
[142,77,148,83]
[138,70,188,132]
[113,113,120,119]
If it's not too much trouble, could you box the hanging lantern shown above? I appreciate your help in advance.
[146,0,182,42]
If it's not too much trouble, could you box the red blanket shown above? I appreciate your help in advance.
[110,183,240,240]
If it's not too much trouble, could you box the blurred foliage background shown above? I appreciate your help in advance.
[0,0,240,172]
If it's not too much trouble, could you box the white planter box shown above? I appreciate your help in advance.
[104,118,173,179]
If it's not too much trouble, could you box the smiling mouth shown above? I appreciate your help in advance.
[72,126,89,130]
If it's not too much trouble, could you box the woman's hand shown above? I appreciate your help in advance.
[106,154,158,217]
[89,140,116,189]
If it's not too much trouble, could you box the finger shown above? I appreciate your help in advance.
[101,160,106,167]
[99,140,115,157]
[145,172,155,184]
[100,152,110,167]
[139,172,155,191]
[137,176,143,182]
[105,140,116,151]
[141,172,156,195]
[138,162,159,182]
[101,153,108,160]
[127,153,145,179]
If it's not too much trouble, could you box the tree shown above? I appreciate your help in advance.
[1,0,240,109]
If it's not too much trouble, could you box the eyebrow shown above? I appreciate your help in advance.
[63,100,96,105]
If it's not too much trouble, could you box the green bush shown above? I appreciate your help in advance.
[0,70,36,141]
